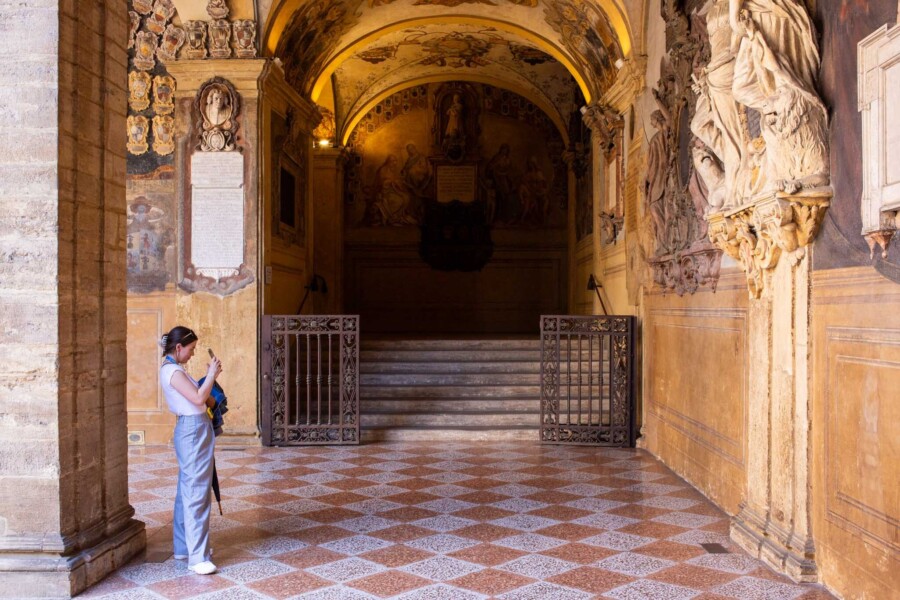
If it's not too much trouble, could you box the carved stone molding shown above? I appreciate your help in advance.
[194,77,241,152]
[601,55,647,113]
[708,192,830,298]
[648,246,722,296]
[581,102,622,154]
[598,211,623,245]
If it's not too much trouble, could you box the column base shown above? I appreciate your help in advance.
[731,505,817,583]
[0,518,146,598]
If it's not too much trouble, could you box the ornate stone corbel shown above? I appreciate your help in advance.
[864,211,898,259]
[601,55,648,113]
[598,211,623,245]
[581,103,622,154]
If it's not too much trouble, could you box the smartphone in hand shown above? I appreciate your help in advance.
[208,348,216,360]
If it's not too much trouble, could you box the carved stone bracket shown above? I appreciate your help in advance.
[708,192,831,297]
[581,103,622,154]
[598,211,623,245]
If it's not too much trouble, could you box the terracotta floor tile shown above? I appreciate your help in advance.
[316,492,369,506]
[380,507,439,522]
[548,566,635,594]
[394,478,444,491]
[148,574,235,599]
[535,523,604,541]
[371,524,433,543]
[338,466,381,477]
[528,505,593,521]
[75,574,137,597]
[288,525,353,545]
[633,540,707,561]
[458,477,507,490]
[747,566,796,583]
[525,477,569,490]
[301,507,364,523]
[346,569,431,597]
[385,491,441,505]
[273,546,347,569]
[689,593,740,600]
[275,466,319,478]
[324,478,370,491]
[239,491,302,506]
[361,544,436,567]
[525,490,582,504]
[263,477,313,491]
[600,490,649,503]
[395,466,442,477]
[456,491,511,504]
[224,507,289,524]
[459,466,502,477]
[247,570,331,599]
[540,542,618,564]
[450,568,536,595]
[452,506,515,521]
[607,504,671,520]
[650,563,740,589]
[455,523,520,542]
[616,520,687,539]
[448,543,527,566]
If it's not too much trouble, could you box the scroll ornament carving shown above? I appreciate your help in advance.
[195,78,240,152]
[127,115,150,155]
[133,0,152,15]
[146,0,175,35]
[129,11,141,49]
[209,19,232,58]
[134,31,158,71]
[186,21,208,59]
[691,0,832,298]
[641,1,722,295]
[582,102,622,154]
[152,75,175,115]
[152,115,176,156]
[128,71,152,112]
[207,0,229,20]
[157,24,185,62]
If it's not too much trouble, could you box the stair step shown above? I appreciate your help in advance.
[362,413,541,427]
[359,361,542,374]
[361,385,540,399]
[360,373,543,386]
[360,399,540,412]
[362,339,540,351]
[360,350,541,362]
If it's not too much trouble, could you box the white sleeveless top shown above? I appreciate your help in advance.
[159,361,205,416]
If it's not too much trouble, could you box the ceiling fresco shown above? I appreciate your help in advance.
[269,0,633,114]
[331,23,580,140]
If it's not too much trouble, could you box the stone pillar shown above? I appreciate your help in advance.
[165,59,270,445]
[732,253,817,581]
[0,1,146,596]
[311,147,346,314]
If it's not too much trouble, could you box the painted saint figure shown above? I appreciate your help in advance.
[372,155,417,226]
[445,93,464,140]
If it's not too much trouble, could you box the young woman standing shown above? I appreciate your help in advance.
[159,326,222,575]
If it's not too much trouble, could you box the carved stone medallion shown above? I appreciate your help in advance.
[206,0,229,20]
[195,78,240,152]
[127,115,150,155]
[152,75,175,115]
[233,19,257,58]
[133,0,153,15]
[133,31,157,71]
[186,21,208,59]
[152,115,176,156]
[128,71,152,112]
[157,24,185,62]
[208,19,232,59]
[146,0,175,35]
[128,11,141,49]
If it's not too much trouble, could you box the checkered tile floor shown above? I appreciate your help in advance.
[78,443,835,599]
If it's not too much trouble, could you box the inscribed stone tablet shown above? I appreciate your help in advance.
[436,165,476,203]
[192,151,244,187]
[191,151,245,277]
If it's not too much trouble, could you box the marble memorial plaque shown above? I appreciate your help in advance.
[191,151,244,278]
[436,165,476,203]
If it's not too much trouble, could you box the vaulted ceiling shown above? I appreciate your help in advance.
[262,0,633,143]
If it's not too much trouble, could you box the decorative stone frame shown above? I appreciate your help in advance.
[858,22,900,259]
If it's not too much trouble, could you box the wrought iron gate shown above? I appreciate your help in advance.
[540,315,636,447]
[262,315,360,445]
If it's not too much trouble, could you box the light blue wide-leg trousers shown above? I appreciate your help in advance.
[172,414,215,566]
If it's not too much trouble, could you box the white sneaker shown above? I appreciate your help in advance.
[189,560,217,575]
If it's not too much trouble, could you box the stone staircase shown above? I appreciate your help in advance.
[359,338,544,441]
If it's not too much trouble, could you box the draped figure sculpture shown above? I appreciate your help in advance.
[691,0,828,208]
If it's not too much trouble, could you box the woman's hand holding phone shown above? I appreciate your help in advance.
[206,348,222,380]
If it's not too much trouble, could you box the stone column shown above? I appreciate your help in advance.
[311,147,346,314]
[731,252,817,581]
[0,1,146,596]
[165,59,269,445]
